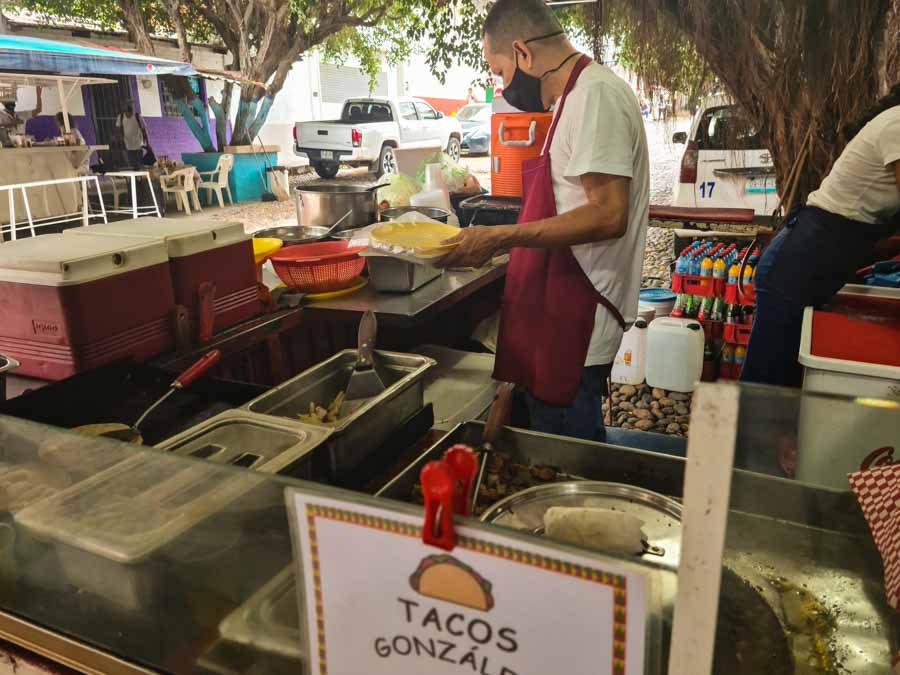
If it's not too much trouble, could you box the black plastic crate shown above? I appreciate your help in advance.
[459,193,522,227]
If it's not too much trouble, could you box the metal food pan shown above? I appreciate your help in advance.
[366,256,442,292]
[244,350,435,477]
[378,422,900,674]
[219,566,303,660]
[375,421,686,503]
[0,355,18,402]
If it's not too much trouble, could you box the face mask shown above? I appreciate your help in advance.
[502,31,578,113]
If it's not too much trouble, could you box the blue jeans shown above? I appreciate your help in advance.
[741,206,893,387]
[527,364,611,442]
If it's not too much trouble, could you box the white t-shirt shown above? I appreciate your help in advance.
[117,113,145,151]
[807,107,900,224]
[548,61,650,366]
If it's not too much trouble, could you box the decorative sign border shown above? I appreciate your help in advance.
[306,503,630,675]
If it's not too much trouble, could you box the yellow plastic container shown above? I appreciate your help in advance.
[253,238,283,265]
[370,221,460,257]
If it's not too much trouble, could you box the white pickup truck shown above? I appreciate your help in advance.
[294,97,463,178]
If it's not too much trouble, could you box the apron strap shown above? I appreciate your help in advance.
[597,293,627,330]
[542,54,593,155]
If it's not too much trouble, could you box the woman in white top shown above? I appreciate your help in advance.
[742,83,900,387]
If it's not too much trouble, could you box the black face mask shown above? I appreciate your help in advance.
[502,31,579,113]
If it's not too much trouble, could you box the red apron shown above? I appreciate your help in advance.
[493,54,626,407]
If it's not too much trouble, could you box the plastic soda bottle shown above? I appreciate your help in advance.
[711,296,725,322]
[720,343,735,379]
[743,255,758,285]
[734,344,747,376]
[700,253,714,278]
[713,255,727,281]
[728,259,741,285]
[671,294,686,317]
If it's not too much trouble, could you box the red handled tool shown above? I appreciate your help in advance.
[133,349,221,431]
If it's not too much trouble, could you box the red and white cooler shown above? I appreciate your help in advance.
[66,218,260,339]
[795,285,900,489]
[0,233,176,380]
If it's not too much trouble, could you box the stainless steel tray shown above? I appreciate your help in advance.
[219,566,302,660]
[244,350,435,476]
[366,255,442,292]
[15,411,330,564]
[378,422,899,674]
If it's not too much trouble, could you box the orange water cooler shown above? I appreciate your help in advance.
[490,112,553,197]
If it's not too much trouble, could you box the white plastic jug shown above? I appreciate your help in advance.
[645,317,704,392]
[612,319,648,385]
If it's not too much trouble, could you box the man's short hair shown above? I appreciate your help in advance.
[483,0,564,54]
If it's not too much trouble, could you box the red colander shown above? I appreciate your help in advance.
[270,242,367,293]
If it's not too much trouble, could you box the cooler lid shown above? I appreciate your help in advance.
[0,233,168,287]
[799,287,900,378]
[639,288,676,303]
[64,218,248,258]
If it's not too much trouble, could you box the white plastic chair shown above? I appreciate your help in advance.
[197,154,235,207]
[160,167,202,215]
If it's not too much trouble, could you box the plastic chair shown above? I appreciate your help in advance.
[197,154,235,207]
[160,167,202,215]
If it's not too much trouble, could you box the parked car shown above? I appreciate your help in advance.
[671,96,779,215]
[457,103,491,155]
[294,97,463,178]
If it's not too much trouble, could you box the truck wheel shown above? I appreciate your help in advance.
[377,145,397,177]
[314,162,339,179]
[446,136,461,162]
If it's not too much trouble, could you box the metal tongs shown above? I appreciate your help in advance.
[471,382,514,514]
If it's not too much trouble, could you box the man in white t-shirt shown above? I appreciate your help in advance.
[115,101,150,168]
[436,0,649,441]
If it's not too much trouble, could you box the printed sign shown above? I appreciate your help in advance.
[288,490,649,675]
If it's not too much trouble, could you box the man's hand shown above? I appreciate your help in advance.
[433,225,512,269]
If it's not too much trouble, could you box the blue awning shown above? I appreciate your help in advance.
[0,35,197,76]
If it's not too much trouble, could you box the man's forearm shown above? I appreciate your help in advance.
[498,203,628,249]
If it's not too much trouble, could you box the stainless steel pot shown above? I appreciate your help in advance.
[379,206,450,223]
[294,184,378,230]
[0,355,19,401]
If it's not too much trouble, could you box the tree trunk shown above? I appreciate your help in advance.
[117,0,156,56]
[165,0,193,64]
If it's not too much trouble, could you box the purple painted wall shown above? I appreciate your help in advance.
[26,76,233,162]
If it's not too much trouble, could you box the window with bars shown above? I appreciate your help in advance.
[160,76,203,117]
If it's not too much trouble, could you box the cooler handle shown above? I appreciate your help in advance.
[498,120,537,147]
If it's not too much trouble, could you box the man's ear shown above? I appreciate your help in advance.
[510,40,533,69]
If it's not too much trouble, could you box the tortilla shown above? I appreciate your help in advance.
[371,221,460,253]
[410,554,494,611]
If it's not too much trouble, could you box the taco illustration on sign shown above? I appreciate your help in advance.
[409,554,495,612]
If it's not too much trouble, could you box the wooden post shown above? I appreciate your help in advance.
[667,382,740,675]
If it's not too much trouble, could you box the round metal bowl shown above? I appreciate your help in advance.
[379,206,450,223]
[480,480,683,570]
[330,228,368,241]
[253,226,332,245]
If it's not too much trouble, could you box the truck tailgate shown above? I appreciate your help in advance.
[295,122,353,151]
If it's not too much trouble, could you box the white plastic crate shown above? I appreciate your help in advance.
[795,285,900,489]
